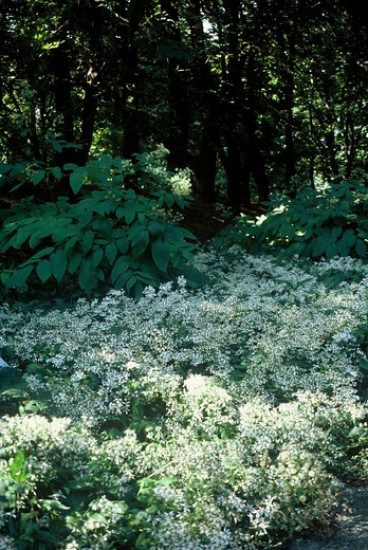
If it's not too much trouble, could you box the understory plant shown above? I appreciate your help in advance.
[224,179,368,259]
[1,248,368,548]
[0,146,199,297]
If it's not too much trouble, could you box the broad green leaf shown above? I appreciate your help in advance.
[30,246,55,260]
[64,236,79,250]
[111,256,131,284]
[36,259,52,283]
[50,249,68,283]
[116,237,129,254]
[76,210,93,229]
[95,200,114,216]
[31,169,46,185]
[9,450,28,482]
[69,169,86,194]
[29,223,54,248]
[91,247,103,268]
[126,273,139,294]
[82,230,94,253]
[116,207,126,220]
[78,259,97,290]
[114,269,132,289]
[125,203,137,225]
[105,242,118,263]
[325,243,339,259]
[285,241,306,256]
[148,220,164,237]
[152,239,171,273]
[279,223,295,238]
[68,252,82,274]
[331,226,343,240]
[355,238,367,257]
[49,166,63,180]
[52,222,75,243]
[337,229,356,256]
[6,264,34,289]
[130,230,149,258]
[310,231,332,258]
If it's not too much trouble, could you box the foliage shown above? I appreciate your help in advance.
[0,147,200,297]
[1,248,368,548]
[1,0,368,203]
[224,180,368,259]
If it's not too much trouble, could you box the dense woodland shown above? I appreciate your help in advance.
[1,0,368,209]
[3,3,368,549]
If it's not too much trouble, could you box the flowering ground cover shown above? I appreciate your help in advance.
[1,246,368,549]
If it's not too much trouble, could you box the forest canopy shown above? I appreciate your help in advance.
[1,0,367,209]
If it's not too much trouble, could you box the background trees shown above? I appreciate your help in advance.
[1,0,367,207]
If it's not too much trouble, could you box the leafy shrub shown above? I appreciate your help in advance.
[0,147,199,297]
[224,180,368,259]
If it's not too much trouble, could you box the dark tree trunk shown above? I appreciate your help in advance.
[344,110,355,178]
[187,0,218,202]
[160,0,190,169]
[122,0,147,158]
[220,0,251,212]
[244,49,269,202]
[53,40,75,168]
[284,19,297,184]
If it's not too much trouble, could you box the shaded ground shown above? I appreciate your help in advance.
[289,484,368,550]
[181,199,231,242]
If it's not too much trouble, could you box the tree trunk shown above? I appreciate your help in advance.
[187,0,218,202]
[160,0,189,169]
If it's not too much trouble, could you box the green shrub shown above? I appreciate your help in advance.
[0,147,200,297]
[224,180,368,259]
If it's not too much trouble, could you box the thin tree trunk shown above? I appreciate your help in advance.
[160,0,189,168]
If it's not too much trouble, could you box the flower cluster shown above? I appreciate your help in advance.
[1,247,368,548]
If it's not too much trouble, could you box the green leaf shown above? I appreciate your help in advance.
[131,230,149,257]
[9,450,28,482]
[69,168,86,194]
[105,242,118,263]
[325,243,339,259]
[285,241,306,256]
[117,237,129,254]
[331,226,343,241]
[91,247,103,268]
[78,259,97,290]
[31,246,55,260]
[6,265,34,289]
[148,220,164,237]
[126,273,139,294]
[29,223,53,249]
[125,203,137,225]
[310,230,332,258]
[31,169,46,185]
[82,230,94,253]
[36,259,52,283]
[76,209,93,229]
[355,238,367,257]
[111,256,131,284]
[50,249,67,283]
[116,207,126,220]
[152,239,171,273]
[279,223,295,238]
[49,166,63,180]
[337,229,356,256]
[68,252,82,274]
